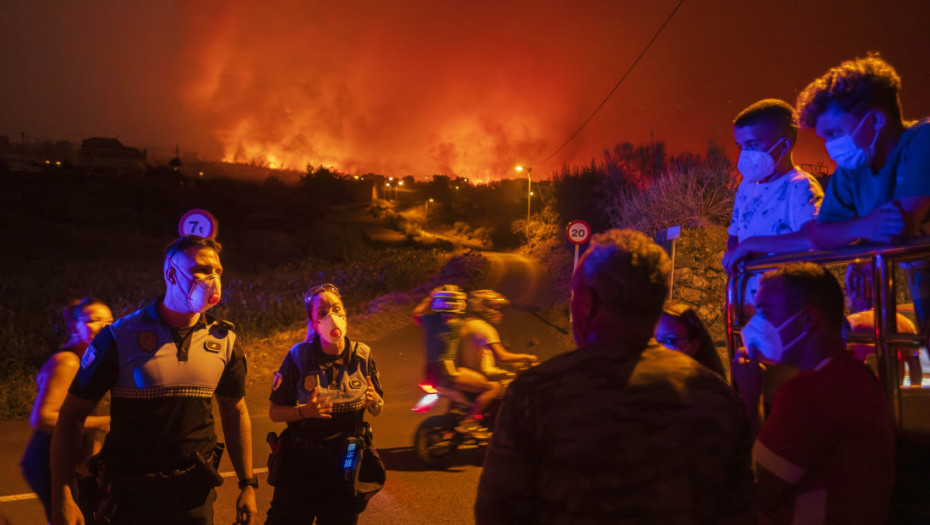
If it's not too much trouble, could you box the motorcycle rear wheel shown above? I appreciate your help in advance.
[414,414,460,468]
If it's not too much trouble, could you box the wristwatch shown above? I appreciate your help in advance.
[238,475,259,489]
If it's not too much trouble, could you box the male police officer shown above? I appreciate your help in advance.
[51,235,256,525]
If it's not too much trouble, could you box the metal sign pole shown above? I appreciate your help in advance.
[666,225,681,299]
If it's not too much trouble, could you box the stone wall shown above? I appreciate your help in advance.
[667,225,730,347]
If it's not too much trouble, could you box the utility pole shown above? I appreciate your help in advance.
[526,166,532,235]
[515,165,533,240]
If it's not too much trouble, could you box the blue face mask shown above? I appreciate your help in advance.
[825,113,879,170]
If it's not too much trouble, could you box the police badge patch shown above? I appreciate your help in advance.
[272,372,283,392]
[303,374,318,391]
[80,345,97,369]
[138,331,158,352]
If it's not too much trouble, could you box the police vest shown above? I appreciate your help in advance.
[288,339,371,415]
[108,303,236,400]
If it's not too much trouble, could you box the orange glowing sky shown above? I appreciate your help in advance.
[2,1,929,181]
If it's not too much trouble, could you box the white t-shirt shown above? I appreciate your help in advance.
[729,168,823,303]
[456,318,502,376]
[728,168,823,243]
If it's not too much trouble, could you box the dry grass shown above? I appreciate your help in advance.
[604,159,736,236]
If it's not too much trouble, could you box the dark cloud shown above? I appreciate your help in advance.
[3,0,929,180]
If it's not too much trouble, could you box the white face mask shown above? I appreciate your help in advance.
[317,313,347,344]
[824,113,879,170]
[171,261,221,313]
[737,138,786,183]
[740,309,806,363]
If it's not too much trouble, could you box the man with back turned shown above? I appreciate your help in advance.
[476,229,754,523]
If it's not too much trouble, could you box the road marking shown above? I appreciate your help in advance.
[0,468,268,503]
[0,493,36,503]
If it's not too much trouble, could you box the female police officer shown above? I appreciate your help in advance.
[267,283,384,525]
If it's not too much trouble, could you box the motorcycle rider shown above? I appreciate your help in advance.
[453,290,537,437]
[413,285,467,388]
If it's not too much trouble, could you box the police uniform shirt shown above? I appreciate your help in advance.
[270,337,382,442]
[70,300,246,473]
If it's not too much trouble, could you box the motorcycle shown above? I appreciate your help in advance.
[411,359,532,468]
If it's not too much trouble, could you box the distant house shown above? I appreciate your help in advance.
[77,137,147,175]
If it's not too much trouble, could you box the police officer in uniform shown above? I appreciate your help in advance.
[267,283,383,525]
[51,235,257,525]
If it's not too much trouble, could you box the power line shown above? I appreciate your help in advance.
[535,0,686,168]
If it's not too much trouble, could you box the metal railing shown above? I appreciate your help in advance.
[725,237,930,431]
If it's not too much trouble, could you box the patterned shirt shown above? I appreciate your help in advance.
[476,341,755,524]
[729,168,823,243]
[730,168,823,302]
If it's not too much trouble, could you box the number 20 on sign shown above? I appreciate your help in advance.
[565,220,591,269]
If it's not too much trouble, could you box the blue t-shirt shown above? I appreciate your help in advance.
[818,118,930,223]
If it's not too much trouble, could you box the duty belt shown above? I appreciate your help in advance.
[107,444,224,483]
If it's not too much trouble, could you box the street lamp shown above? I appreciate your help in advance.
[425,197,434,223]
[516,165,532,238]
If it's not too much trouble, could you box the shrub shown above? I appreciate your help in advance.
[550,160,612,234]
[604,157,736,236]
[511,203,561,250]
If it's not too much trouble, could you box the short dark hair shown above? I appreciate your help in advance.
[761,262,845,334]
[577,229,670,320]
[63,297,107,324]
[733,98,799,143]
[796,52,903,128]
[164,235,222,260]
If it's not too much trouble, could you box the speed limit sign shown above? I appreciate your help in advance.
[566,220,591,245]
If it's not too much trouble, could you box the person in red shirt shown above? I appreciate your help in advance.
[734,262,895,524]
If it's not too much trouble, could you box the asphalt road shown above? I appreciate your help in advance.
[0,251,572,524]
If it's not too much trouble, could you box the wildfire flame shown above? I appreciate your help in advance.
[175,2,647,181]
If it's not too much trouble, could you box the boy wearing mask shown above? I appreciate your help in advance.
[724,100,824,422]
[798,53,930,328]
[723,99,824,286]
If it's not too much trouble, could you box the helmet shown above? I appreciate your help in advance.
[430,285,466,314]
[467,290,509,318]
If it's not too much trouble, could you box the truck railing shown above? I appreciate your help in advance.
[725,236,930,432]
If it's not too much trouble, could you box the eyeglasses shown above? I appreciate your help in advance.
[656,335,691,350]
[304,283,341,310]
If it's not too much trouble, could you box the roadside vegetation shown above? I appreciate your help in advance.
[528,141,738,348]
